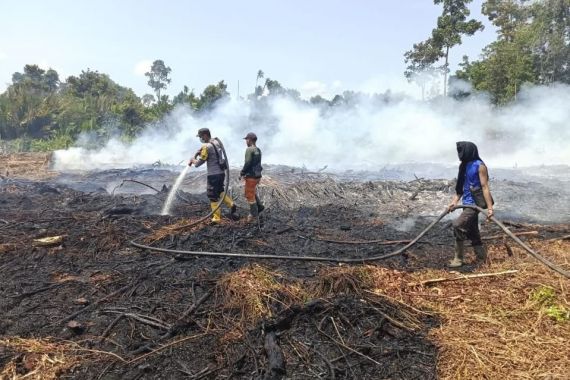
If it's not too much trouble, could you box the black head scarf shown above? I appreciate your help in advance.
[455,141,482,195]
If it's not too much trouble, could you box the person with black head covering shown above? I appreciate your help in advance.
[447,141,494,267]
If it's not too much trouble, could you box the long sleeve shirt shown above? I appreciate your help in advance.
[240,146,262,178]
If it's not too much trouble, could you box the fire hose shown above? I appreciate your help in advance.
[129,142,570,279]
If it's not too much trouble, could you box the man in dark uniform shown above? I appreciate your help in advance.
[189,128,236,223]
[447,141,494,267]
[240,132,264,222]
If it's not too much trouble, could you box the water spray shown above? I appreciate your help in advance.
[161,165,191,215]
[160,136,231,219]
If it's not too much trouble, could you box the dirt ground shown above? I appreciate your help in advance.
[1,153,569,380]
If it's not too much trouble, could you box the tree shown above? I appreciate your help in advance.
[141,94,156,107]
[145,60,171,101]
[528,0,570,84]
[405,0,484,96]
[482,0,530,42]
[455,0,569,103]
[254,69,265,96]
[172,85,198,109]
[404,41,443,100]
[197,81,229,111]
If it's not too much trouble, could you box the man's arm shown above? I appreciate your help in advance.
[190,144,208,167]
[240,147,253,177]
[479,164,494,218]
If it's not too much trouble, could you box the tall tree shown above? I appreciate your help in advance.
[145,60,172,101]
[455,0,569,103]
[404,40,443,100]
[405,0,484,96]
[255,69,265,96]
[529,0,570,84]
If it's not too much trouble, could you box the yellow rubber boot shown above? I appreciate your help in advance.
[220,192,234,207]
[210,201,221,223]
[220,192,237,215]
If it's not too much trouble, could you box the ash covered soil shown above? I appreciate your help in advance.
[1,153,569,380]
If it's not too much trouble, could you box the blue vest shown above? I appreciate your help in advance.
[462,160,483,205]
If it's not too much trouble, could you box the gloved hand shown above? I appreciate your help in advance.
[188,158,196,166]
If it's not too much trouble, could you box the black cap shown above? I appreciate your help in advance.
[243,132,257,140]
[197,128,210,137]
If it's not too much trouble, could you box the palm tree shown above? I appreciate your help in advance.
[256,70,264,87]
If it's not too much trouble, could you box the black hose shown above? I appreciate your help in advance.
[129,144,570,277]
[130,203,569,278]
[130,208,449,263]
[456,205,570,278]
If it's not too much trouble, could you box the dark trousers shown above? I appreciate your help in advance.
[453,208,482,246]
[206,174,225,201]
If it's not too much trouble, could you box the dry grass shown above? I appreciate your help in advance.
[397,239,570,380]
[0,338,87,380]
[306,240,570,379]
[0,153,55,180]
[143,217,210,243]
[215,264,307,330]
[313,264,407,297]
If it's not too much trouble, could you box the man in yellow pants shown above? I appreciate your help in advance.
[189,128,236,223]
[239,132,264,222]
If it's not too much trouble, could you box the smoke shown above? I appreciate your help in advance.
[53,83,570,172]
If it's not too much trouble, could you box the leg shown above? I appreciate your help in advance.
[245,178,259,223]
[255,181,264,213]
[449,208,477,267]
[207,175,224,223]
[467,215,487,262]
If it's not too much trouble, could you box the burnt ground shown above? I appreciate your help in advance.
[1,154,569,379]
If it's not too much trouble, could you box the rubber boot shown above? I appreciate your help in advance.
[220,192,235,212]
[210,201,221,224]
[256,194,265,214]
[448,240,465,268]
[247,203,259,223]
[474,245,487,262]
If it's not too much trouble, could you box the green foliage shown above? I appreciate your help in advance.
[455,0,569,104]
[196,81,229,111]
[30,134,75,152]
[530,286,569,322]
[530,286,556,305]
[405,0,484,96]
[0,65,150,147]
[545,305,570,322]
[172,85,198,109]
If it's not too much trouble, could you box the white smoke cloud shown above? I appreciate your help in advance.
[53,83,570,172]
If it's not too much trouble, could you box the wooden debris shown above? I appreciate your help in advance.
[407,270,519,287]
[33,235,64,247]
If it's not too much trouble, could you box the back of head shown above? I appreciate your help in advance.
[456,141,480,163]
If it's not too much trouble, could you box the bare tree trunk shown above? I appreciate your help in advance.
[444,45,450,97]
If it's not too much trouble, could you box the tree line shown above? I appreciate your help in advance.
[405,0,570,104]
[1,0,568,151]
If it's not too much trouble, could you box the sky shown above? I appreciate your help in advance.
[0,0,497,99]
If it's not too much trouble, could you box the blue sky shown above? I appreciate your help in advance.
[0,0,497,99]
